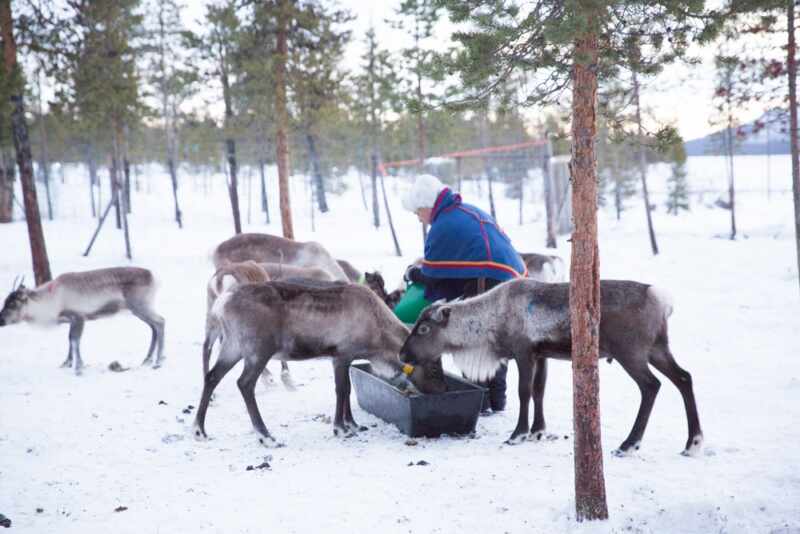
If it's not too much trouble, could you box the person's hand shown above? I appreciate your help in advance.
[404,265,424,284]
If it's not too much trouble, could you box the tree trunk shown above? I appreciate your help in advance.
[633,70,659,255]
[456,156,463,192]
[542,136,557,248]
[479,109,497,220]
[1,0,52,284]
[415,63,427,168]
[123,155,131,214]
[789,0,800,294]
[36,72,53,221]
[305,131,329,213]
[111,148,121,230]
[167,156,182,228]
[726,113,737,240]
[0,152,12,223]
[113,122,132,259]
[225,138,242,235]
[275,0,294,240]
[371,156,380,228]
[569,24,608,523]
[221,63,242,235]
[375,154,402,256]
[259,158,270,224]
[86,143,98,218]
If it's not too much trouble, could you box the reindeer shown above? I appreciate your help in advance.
[519,253,567,283]
[203,261,340,388]
[212,233,349,282]
[0,268,165,375]
[336,259,362,283]
[400,278,703,456]
[193,279,448,446]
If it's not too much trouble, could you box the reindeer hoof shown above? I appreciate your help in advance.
[193,425,208,441]
[333,426,357,439]
[59,358,72,368]
[258,436,284,448]
[529,429,545,441]
[681,434,704,457]
[612,442,640,457]
[504,433,528,446]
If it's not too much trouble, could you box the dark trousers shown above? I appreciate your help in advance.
[479,362,508,412]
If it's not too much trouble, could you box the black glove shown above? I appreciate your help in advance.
[404,265,425,284]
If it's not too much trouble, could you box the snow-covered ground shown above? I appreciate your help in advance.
[1,156,798,533]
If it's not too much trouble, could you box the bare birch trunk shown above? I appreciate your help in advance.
[542,136,557,248]
[633,70,659,255]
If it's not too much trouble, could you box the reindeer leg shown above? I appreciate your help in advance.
[614,355,661,456]
[507,357,532,444]
[332,360,357,437]
[279,361,297,391]
[63,314,85,376]
[60,339,73,368]
[649,346,703,456]
[193,343,240,441]
[529,358,548,440]
[130,305,165,368]
[259,365,277,389]
[238,354,283,448]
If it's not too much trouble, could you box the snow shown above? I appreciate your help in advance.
[1,156,799,533]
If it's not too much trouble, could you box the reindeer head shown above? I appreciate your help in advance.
[399,301,452,366]
[405,358,448,394]
[0,277,31,327]
[363,271,389,302]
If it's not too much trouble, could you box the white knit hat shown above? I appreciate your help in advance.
[402,174,446,212]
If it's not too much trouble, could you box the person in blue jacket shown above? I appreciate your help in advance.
[401,174,527,413]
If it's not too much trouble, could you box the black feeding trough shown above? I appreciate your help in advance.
[350,362,486,438]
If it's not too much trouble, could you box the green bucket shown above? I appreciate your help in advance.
[393,282,431,325]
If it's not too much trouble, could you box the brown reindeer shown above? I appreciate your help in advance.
[0,268,165,374]
[194,279,447,445]
[400,278,703,456]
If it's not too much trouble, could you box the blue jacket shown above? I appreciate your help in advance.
[421,188,527,284]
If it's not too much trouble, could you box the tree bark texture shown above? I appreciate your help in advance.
[113,124,132,259]
[259,158,270,224]
[221,60,242,235]
[1,0,52,284]
[305,132,328,213]
[569,26,608,523]
[633,70,659,255]
[167,157,182,228]
[375,155,402,256]
[371,166,380,228]
[542,136,557,248]
[726,114,737,240]
[789,0,800,294]
[275,0,294,240]
[0,153,12,223]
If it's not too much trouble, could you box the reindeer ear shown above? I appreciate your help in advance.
[432,305,452,324]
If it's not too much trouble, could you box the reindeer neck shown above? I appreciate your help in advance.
[446,293,497,350]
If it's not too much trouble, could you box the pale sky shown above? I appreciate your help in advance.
[187,0,780,142]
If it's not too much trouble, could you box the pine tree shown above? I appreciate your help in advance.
[287,2,352,215]
[436,0,725,521]
[144,0,196,229]
[389,0,443,168]
[185,1,243,235]
[665,140,690,215]
[0,0,52,283]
